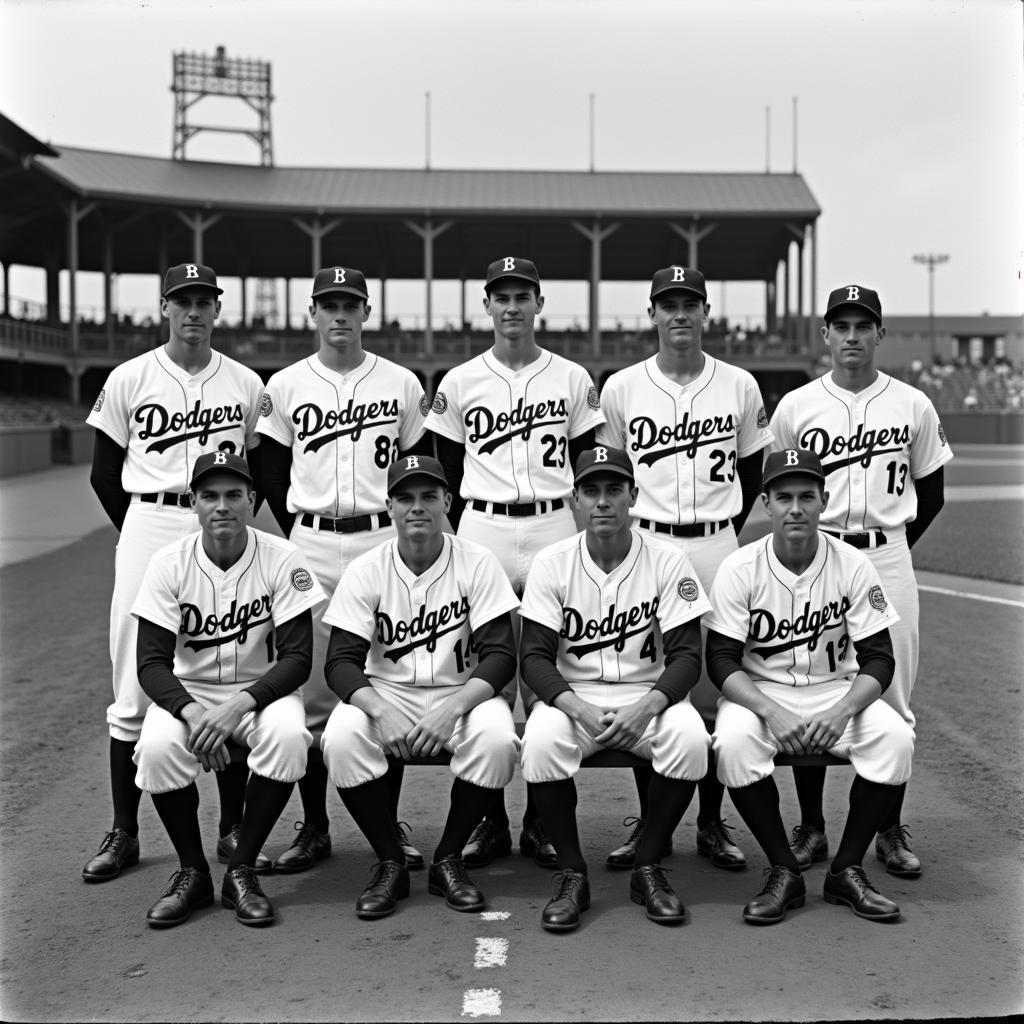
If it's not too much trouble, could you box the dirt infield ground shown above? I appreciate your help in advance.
[1,452,1022,1022]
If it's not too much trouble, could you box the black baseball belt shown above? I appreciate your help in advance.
[299,511,391,534]
[637,518,730,539]
[138,491,191,509]
[469,498,565,518]
[823,529,888,549]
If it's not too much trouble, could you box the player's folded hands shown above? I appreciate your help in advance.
[407,703,459,758]
[765,706,807,756]
[374,706,418,760]
[801,709,851,754]
[595,703,652,750]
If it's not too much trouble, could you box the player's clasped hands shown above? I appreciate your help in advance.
[764,704,810,757]
[406,702,462,759]
[182,695,256,772]
[800,707,852,755]
[595,703,656,750]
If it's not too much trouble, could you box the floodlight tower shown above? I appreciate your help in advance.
[912,253,949,363]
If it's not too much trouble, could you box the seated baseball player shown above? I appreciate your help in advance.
[519,447,712,931]
[132,452,326,929]
[705,449,915,925]
[320,455,520,919]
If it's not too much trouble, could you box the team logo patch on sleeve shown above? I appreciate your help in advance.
[938,422,947,445]
[92,389,105,413]
[678,577,700,602]
[291,568,314,592]
[432,392,448,414]
[868,585,887,612]
[757,406,769,428]
[587,386,600,410]
[260,393,273,417]
[419,394,432,417]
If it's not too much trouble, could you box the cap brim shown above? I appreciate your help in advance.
[387,470,449,495]
[650,284,707,302]
[190,467,252,490]
[825,301,881,324]
[311,286,369,300]
[574,464,635,486]
[762,468,825,491]
[163,282,224,298]
[485,273,540,290]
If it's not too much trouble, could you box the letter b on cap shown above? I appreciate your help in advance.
[502,257,516,272]
[214,451,228,465]
[846,286,860,301]
[185,264,199,279]
[594,447,608,462]
[672,267,686,282]
[405,456,420,469]
[334,268,347,283]
[785,450,799,466]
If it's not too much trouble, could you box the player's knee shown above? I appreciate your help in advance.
[651,720,710,781]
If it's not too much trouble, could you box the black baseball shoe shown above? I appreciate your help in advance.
[875,825,922,878]
[221,864,275,927]
[541,870,591,932]
[216,824,273,875]
[696,819,747,870]
[82,828,140,883]
[462,817,512,868]
[273,821,331,874]
[395,821,424,870]
[356,860,411,919]
[427,855,485,912]
[146,867,214,928]
[742,866,806,925]
[519,819,558,868]
[824,865,900,922]
[630,864,686,924]
[789,823,829,871]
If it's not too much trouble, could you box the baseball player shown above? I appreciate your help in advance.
[257,265,432,873]
[519,447,712,931]
[597,265,773,871]
[706,449,914,924]
[425,256,604,869]
[83,262,266,884]
[769,285,951,877]
[319,455,520,919]
[131,452,325,928]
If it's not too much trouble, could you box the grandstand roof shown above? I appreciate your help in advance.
[0,113,57,163]
[33,146,820,218]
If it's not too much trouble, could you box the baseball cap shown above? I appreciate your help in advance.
[162,263,223,299]
[484,256,541,292]
[573,446,635,486]
[649,265,708,303]
[189,451,253,491]
[386,455,449,495]
[824,284,882,325]
[311,266,370,301]
[762,449,826,491]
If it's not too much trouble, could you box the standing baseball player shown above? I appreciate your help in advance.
[83,263,266,883]
[519,446,712,931]
[257,266,431,873]
[706,449,914,925]
[132,451,325,927]
[320,455,520,919]
[426,256,604,869]
[769,285,951,877]
[597,265,773,871]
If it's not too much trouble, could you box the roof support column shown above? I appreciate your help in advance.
[240,277,248,327]
[571,219,619,358]
[668,218,716,269]
[103,231,115,348]
[809,220,817,347]
[2,261,10,317]
[174,210,221,264]
[783,247,791,341]
[379,278,387,330]
[66,197,96,404]
[46,261,60,326]
[786,223,806,347]
[405,218,452,356]
[765,277,776,336]
[293,216,341,276]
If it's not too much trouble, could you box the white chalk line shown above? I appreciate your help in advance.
[474,937,509,969]
[462,988,502,1017]
[919,584,1024,609]
[480,911,510,921]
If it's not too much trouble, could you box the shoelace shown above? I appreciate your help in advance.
[790,824,820,847]
[162,867,199,898]
[465,819,492,845]
[395,821,415,845]
[99,829,132,855]
[705,819,737,842]
[289,821,319,847]
[551,870,587,900]
[840,864,876,893]
[228,864,259,896]
[886,825,914,851]
[436,856,471,883]
[635,864,672,892]
[619,816,645,842]
[368,860,403,887]
[757,865,791,898]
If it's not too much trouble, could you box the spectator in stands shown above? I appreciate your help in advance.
[962,387,979,410]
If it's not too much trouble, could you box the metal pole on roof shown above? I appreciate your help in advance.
[912,253,950,363]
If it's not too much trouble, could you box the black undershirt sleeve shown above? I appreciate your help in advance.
[651,620,703,703]
[246,444,265,516]
[431,431,467,530]
[852,628,895,694]
[137,617,194,718]
[90,429,130,531]
[399,432,435,460]
[243,610,313,709]
[324,627,373,702]
[259,436,296,537]
[567,429,596,471]
[905,467,944,548]
[706,630,747,690]
[520,618,572,705]
[732,450,764,536]
[469,613,517,694]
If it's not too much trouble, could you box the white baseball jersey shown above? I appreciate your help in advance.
[322,534,520,688]
[704,532,900,688]
[520,530,710,686]
[597,355,773,525]
[426,348,604,502]
[257,353,427,517]
[131,527,326,687]
[769,372,953,532]
[87,347,264,493]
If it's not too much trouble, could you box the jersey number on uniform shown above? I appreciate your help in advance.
[453,635,477,674]
[709,449,737,482]
[375,435,400,469]
[824,633,849,673]
[640,631,658,663]
[885,462,908,496]
[541,434,568,468]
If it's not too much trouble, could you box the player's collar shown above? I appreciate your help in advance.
[765,529,828,584]
[390,532,452,587]
[194,526,256,577]
[647,352,714,391]
[822,369,888,401]
[157,345,221,382]
[483,346,549,378]
[579,528,642,581]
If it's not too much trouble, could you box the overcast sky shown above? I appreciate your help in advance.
[1,0,1021,329]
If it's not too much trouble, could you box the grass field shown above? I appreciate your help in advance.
[912,500,1024,584]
